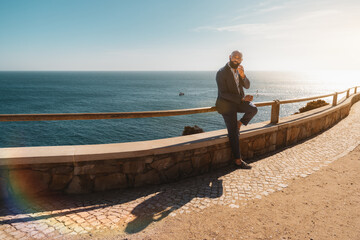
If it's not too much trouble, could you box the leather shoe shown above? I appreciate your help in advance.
[235,160,252,169]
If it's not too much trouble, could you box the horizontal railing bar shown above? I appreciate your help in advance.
[0,87,358,122]
[0,101,275,122]
[0,107,218,122]
[337,89,348,94]
[253,101,273,107]
[279,93,334,104]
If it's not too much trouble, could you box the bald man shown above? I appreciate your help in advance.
[215,51,257,169]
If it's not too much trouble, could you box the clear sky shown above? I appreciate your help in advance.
[1,0,360,71]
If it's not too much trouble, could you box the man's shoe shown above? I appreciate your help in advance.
[235,160,252,169]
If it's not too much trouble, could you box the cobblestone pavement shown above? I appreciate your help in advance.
[1,102,360,239]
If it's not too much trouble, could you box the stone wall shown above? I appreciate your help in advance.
[1,93,359,199]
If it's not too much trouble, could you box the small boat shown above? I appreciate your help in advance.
[179,92,184,96]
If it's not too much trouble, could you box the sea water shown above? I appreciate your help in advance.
[0,71,359,147]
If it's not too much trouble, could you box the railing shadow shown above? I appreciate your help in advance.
[0,186,157,223]
[0,166,231,231]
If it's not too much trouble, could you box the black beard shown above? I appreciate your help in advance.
[229,60,240,69]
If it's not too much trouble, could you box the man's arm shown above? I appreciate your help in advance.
[238,65,250,89]
[216,71,243,104]
[241,76,250,89]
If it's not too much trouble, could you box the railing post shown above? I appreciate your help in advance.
[355,87,357,94]
[270,100,280,124]
[346,88,350,98]
[332,92,338,106]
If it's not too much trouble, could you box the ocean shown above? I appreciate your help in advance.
[0,71,359,148]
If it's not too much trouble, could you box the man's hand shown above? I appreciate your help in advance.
[244,95,253,102]
[237,65,246,79]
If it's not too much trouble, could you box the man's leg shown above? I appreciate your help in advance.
[237,102,258,126]
[221,112,241,159]
[232,102,257,169]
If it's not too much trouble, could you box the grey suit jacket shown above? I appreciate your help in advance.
[215,63,250,114]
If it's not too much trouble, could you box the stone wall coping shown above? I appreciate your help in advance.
[0,94,356,166]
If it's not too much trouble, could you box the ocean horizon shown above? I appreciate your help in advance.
[1,70,359,148]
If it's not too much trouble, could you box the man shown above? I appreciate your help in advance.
[215,50,258,169]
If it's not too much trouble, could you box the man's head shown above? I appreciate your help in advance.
[229,50,243,69]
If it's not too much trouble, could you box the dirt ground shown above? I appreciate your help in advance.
[73,144,360,240]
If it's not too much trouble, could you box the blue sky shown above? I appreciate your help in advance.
[1,0,360,70]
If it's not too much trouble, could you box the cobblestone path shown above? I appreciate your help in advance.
[1,101,360,239]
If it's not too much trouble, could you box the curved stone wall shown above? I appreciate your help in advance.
[1,93,359,199]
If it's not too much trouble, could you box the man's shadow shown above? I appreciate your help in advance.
[124,169,225,234]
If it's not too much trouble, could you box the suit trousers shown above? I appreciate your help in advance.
[221,101,258,159]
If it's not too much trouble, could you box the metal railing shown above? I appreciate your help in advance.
[0,86,358,124]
